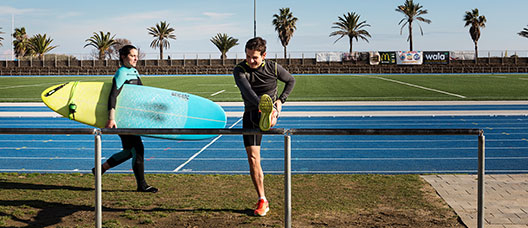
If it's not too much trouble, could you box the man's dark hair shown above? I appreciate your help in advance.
[245,37,266,53]
[119,45,137,65]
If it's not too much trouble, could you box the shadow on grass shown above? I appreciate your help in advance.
[0,200,93,228]
[0,180,93,191]
[0,180,254,227]
[0,199,254,227]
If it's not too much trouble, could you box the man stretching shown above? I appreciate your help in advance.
[233,37,296,216]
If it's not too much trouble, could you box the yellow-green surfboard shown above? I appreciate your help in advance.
[41,81,226,140]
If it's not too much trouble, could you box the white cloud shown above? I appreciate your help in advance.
[0,5,43,15]
[111,10,176,24]
[202,12,234,20]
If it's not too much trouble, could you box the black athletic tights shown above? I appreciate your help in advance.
[106,135,148,189]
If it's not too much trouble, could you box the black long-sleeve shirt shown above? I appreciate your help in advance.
[233,60,296,111]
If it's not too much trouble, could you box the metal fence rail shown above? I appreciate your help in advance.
[0,128,485,228]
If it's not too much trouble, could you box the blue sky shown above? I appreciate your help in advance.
[0,0,527,59]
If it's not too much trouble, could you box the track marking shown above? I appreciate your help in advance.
[0,157,105,160]
[1,169,528,174]
[373,76,466,98]
[173,117,242,172]
[0,82,63,90]
[210,90,225,96]
[0,78,103,90]
[4,146,528,151]
[197,84,234,86]
[2,156,526,161]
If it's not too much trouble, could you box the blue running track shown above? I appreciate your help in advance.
[0,103,527,174]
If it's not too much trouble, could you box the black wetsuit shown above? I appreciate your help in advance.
[106,66,150,191]
[233,60,296,146]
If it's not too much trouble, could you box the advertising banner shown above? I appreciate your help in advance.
[316,52,342,62]
[379,52,396,64]
[369,52,380,65]
[423,51,449,64]
[450,51,475,60]
[396,51,423,65]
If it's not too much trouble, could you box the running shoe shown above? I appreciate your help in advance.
[91,166,106,175]
[258,94,274,131]
[137,185,158,193]
[254,199,269,216]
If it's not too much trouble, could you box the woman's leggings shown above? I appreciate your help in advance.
[106,135,148,189]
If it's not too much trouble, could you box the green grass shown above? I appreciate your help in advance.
[1,74,528,102]
[0,173,462,227]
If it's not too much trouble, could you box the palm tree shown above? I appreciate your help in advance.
[330,12,371,54]
[28,34,57,60]
[395,0,431,51]
[518,25,528,38]
[147,21,176,60]
[13,27,30,58]
[272,8,298,59]
[0,27,4,47]
[463,8,486,64]
[109,38,132,60]
[84,31,117,60]
[210,33,239,60]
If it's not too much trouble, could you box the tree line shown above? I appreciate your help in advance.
[1,0,528,63]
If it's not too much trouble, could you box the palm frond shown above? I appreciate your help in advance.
[210,33,239,59]
[272,7,298,57]
[28,34,58,59]
[519,26,528,38]
[330,12,371,53]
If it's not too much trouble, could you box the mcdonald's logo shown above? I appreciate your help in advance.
[379,52,396,64]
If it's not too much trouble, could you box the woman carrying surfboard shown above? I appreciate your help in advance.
[92,45,158,193]
[233,37,296,216]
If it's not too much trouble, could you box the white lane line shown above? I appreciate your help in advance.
[198,84,234,86]
[173,117,242,172]
[0,78,103,90]
[0,157,105,160]
[0,82,62,90]
[210,90,225,96]
[4,146,527,151]
[2,156,526,161]
[2,169,527,174]
[373,76,466,98]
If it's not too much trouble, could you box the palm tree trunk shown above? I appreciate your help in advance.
[160,46,163,60]
[474,41,478,64]
[349,36,353,54]
[409,23,413,51]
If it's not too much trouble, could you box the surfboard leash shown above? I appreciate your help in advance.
[67,81,79,120]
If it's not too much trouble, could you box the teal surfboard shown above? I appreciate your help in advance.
[42,82,227,140]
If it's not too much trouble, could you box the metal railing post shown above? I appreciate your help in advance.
[94,129,102,228]
[477,133,485,228]
[284,134,292,228]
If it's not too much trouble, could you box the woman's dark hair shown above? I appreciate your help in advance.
[119,45,137,64]
[245,37,266,54]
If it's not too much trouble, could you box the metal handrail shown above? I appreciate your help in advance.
[0,127,485,228]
